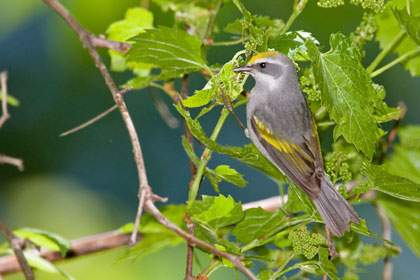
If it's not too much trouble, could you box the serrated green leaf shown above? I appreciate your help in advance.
[386,146,420,185]
[268,31,319,61]
[377,194,420,258]
[214,165,247,187]
[14,228,70,257]
[393,8,420,46]
[362,163,420,202]
[232,208,285,244]
[106,7,153,73]
[306,33,379,159]
[0,91,19,106]
[24,252,74,280]
[188,195,244,230]
[175,103,284,180]
[181,88,212,108]
[375,1,420,76]
[258,270,275,280]
[127,26,205,77]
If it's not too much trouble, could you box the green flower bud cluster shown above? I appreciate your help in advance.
[288,225,326,259]
[350,0,384,13]
[325,151,352,184]
[343,270,360,280]
[300,69,321,103]
[244,33,265,54]
[350,12,377,51]
[359,244,387,265]
[317,0,345,8]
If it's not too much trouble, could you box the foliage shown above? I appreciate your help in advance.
[4,0,420,279]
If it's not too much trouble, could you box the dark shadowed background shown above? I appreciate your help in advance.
[1,0,420,279]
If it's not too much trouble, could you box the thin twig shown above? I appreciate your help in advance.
[89,33,131,53]
[0,221,34,280]
[0,230,142,275]
[0,154,24,171]
[60,87,132,137]
[325,226,337,259]
[323,273,328,280]
[377,206,393,280]
[144,198,258,280]
[0,71,10,129]
[42,0,150,246]
[60,104,117,137]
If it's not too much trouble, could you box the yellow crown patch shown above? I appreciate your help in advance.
[248,51,278,65]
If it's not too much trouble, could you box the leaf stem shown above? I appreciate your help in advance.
[366,30,405,74]
[188,108,230,202]
[370,48,420,78]
[203,64,215,78]
[269,252,295,280]
[281,0,308,35]
[211,38,243,46]
[203,0,222,42]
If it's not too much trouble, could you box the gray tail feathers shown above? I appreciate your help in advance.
[313,175,359,236]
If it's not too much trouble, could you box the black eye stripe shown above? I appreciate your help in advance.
[259,63,266,68]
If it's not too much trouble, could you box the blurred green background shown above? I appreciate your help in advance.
[1,0,420,279]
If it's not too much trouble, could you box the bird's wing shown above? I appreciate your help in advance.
[251,115,323,199]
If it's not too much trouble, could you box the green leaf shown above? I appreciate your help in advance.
[362,163,420,202]
[393,8,420,46]
[398,125,420,149]
[378,194,420,258]
[0,91,20,106]
[232,208,285,244]
[24,252,74,280]
[268,31,319,61]
[106,7,153,73]
[213,165,247,187]
[188,195,244,231]
[258,269,275,280]
[318,247,338,280]
[175,103,284,180]
[386,146,420,185]
[127,26,206,78]
[14,228,70,257]
[375,1,420,76]
[306,33,379,159]
[181,88,212,108]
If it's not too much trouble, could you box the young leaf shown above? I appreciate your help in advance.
[232,208,285,244]
[14,228,70,257]
[318,247,338,280]
[0,91,20,107]
[268,31,319,61]
[188,195,244,231]
[127,26,206,78]
[106,7,153,72]
[214,165,247,187]
[362,163,420,202]
[398,125,420,149]
[377,194,420,258]
[386,146,420,185]
[24,252,75,280]
[181,89,213,108]
[306,33,379,159]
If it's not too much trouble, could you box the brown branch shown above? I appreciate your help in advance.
[0,71,10,129]
[143,197,258,280]
[0,230,142,276]
[89,33,131,53]
[0,154,24,171]
[0,221,34,280]
[42,0,150,247]
[377,206,393,280]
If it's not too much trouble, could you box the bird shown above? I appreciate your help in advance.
[232,51,359,236]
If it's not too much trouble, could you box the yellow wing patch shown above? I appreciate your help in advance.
[253,116,313,172]
[248,51,278,65]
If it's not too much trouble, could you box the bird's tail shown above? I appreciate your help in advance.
[313,175,359,236]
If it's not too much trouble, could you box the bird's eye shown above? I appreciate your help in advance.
[259,63,266,68]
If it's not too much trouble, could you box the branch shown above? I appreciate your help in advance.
[143,197,258,280]
[89,33,131,53]
[42,0,150,247]
[377,206,393,280]
[0,71,10,129]
[0,221,34,280]
[0,154,24,171]
[0,230,142,276]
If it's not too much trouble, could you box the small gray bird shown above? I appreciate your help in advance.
[233,51,359,236]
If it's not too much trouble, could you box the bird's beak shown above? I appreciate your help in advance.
[231,65,252,73]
